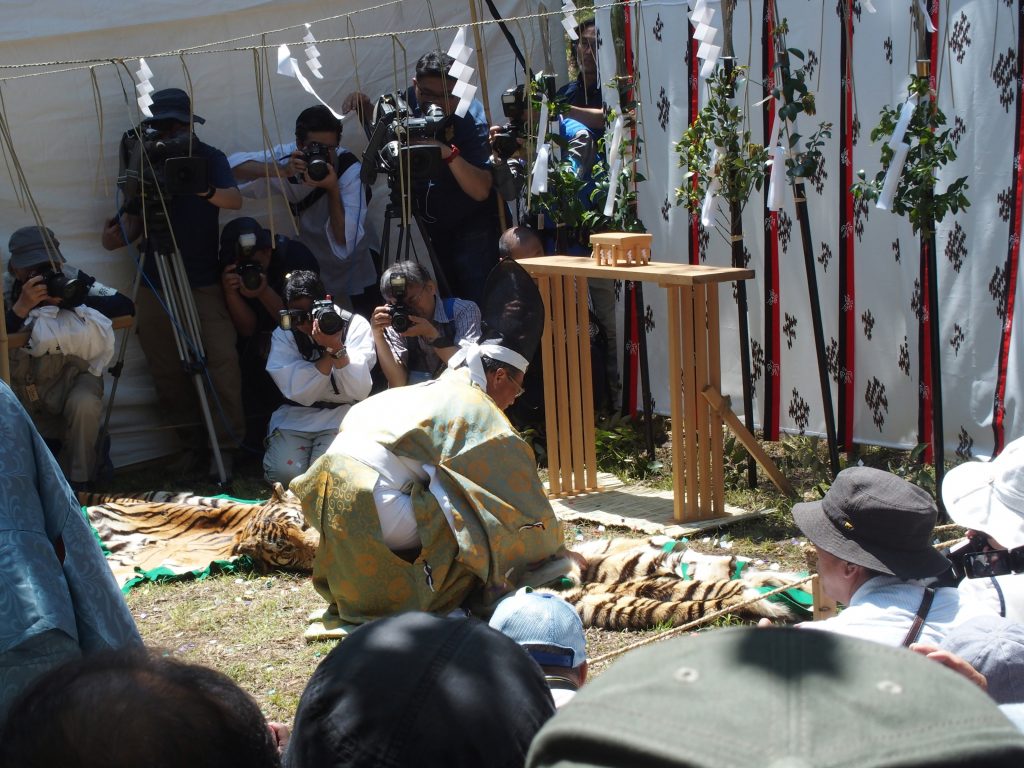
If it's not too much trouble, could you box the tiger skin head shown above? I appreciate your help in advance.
[231,484,320,573]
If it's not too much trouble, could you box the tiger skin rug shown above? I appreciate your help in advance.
[80,489,802,627]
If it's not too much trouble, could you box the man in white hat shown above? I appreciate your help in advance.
[943,436,1024,623]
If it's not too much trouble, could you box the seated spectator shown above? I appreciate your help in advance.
[489,589,588,707]
[219,217,318,448]
[498,226,544,261]
[264,270,374,487]
[284,612,555,768]
[0,379,140,725]
[4,226,134,489]
[791,466,992,646]
[371,260,481,387]
[943,435,1024,622]
[525,626,1024,767]
[0,649,279,768]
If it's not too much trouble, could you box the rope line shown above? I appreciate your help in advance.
[0,2,626,82]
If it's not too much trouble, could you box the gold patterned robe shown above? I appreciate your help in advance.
[291,367,568,625]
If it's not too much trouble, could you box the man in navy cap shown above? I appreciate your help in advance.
[100,87,245,479]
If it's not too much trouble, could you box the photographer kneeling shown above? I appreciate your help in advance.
[219,217,318,448]
[265,270,374,486]
[4,226,134,489]
[371,261,481,387]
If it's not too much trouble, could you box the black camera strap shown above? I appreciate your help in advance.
[288,152,370,218]
[900,587,936,647]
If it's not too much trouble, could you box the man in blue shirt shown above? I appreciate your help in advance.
[101,88,245,477]
[557,19,604,134]
[344,51,503,305]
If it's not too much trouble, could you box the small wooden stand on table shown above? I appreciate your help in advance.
[518,255,754,523]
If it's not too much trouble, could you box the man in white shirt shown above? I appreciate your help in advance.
[264,270,375,486]
[229,106,373,309]
[943,435,1024,623]
[792,466,992,647]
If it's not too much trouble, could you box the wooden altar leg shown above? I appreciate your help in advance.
[693,284,713,519]
[551,277,574,495]
[680,286,699,521]
[575,276,598,490]
[537,277,560,497]
[707,285,725,516]
[564,275,587,493]
[667,286,686,522]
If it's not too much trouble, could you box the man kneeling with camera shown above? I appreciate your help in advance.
[4,226,134,489]
[371,261,481,387]
[264,270,374,486]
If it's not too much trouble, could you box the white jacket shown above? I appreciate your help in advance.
[24,305,115,376]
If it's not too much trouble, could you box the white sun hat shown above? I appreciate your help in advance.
[942,435,1024,549]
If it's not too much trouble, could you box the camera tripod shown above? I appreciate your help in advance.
[376,175,452,296]
[96,224,229,485]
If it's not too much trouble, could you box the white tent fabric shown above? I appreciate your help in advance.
[0,0,565,467]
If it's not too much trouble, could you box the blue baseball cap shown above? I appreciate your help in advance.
[490,589,587,669]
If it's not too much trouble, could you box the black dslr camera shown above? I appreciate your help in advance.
[386,272,412,333]
[14,267,88,309]
[302,142,333,182]
[360,93,451,186]
[492,84,528,160]
[279,299,346,336]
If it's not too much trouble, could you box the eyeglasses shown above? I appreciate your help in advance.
[509,375,527,401]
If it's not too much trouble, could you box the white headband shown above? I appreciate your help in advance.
[448,339,529,390]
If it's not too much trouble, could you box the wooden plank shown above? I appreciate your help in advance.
[550,276,574,495]
[701,385,797,498]
[812,574,839,621]
[707,285,724,516]
[666,287,686,522]
[8,315,135,350]
[576,275,598,490]
[537,277,561,497]
[693,284,712,520]
[519,255,753,285]
[680,285,699,522]
[563,275,587,493]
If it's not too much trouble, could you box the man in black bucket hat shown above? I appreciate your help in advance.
[792,466,993,647]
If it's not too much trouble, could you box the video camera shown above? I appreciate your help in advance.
[492,85,528,160]
[118,125,210,201]
[948,537,1024,581]
[360,92,452,186]
[279,299,346,336]
[385,272,412,333]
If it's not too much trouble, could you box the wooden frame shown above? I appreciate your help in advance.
[520,256,752,523]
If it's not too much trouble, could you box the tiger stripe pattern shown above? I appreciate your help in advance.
[544,536,802,630]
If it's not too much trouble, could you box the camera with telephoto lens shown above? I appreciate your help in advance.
[233,232,264,291]
[492,84,527,160]
[385,272,412,333]
[302,142,333,182]
[360,93,451,186]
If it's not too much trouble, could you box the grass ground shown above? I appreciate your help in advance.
[114,422,944,725]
